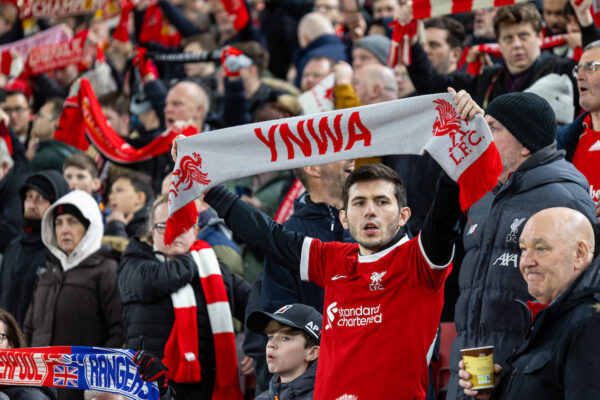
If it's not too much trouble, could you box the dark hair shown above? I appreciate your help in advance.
[63,153,99,178]
[0,308,26,348]
[99,93,130,116]
[233,41,270,76]
[424,16,466,49]
[264,320,318,349]
[182,32,218,51]
[110,170,154,205]
[342,164,407,210]
[494,3,543,38]
[44,97,64,120]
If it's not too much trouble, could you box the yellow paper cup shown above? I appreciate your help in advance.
[461,346,494,390]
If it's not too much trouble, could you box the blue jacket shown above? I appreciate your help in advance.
[260,192,353,314]
[447,144,597,400]
[556,111,588,162]
[294,34,348,88]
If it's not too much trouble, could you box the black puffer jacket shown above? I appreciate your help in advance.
[255,360,317,400]
[118,239,251,388]
[447,145,597,400]
[492,259,600,399]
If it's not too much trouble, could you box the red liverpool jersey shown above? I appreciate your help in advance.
[299,235,452,400]
[572,114,600,202]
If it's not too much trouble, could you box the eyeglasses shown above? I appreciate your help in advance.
[0,333,7,345]
[2,106,29,115]
[314,4,337,11]
[572,61,600,78]
[153,222,167,235]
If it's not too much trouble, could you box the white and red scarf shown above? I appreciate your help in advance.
[165,92,503,244]
[53,78,196,163]
[163,240,242,400]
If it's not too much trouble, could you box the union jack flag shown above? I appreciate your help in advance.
[53,365,78,388]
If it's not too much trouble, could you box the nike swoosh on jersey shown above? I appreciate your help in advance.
[331,275,348,280]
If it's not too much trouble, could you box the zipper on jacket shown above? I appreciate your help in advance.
[505,367,518,398]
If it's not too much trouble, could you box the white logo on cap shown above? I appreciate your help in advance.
[275,305,293,314]
[305,320,320,338]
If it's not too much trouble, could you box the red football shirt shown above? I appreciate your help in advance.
[572,114,600,202]
[299,235,452,400]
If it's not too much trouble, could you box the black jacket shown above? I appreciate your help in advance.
[260,193,353,314]
[118,239,251,390]
[0,231,48,327]
[447,145,597,400]
[556,111,587,161]
[0,166,28,254]
[492,259,600,399]
[255,360,317,400]
[407,23,599,110]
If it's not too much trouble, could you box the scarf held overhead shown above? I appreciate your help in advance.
[53,79,196,163]
[166,92,502,244]
[0,346,160,400]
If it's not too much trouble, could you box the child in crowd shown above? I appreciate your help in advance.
[247,304,321,400]
[105,170,154,239]
[63,153,101,194]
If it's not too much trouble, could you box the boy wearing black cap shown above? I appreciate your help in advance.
[248,304,321,400]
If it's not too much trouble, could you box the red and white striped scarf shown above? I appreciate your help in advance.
[163,240,242,400]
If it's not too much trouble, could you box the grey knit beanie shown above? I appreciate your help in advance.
[353,35,391,65]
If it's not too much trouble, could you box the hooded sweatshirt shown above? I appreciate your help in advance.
[24,190,123,350]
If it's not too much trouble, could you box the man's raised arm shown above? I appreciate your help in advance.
[204,185,305,274]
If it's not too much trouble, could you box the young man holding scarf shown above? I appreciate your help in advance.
[194,91,483,399]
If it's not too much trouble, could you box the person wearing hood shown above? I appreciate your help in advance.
[0,170,69,327]
[24,190,123,400]
[458,207,600,399]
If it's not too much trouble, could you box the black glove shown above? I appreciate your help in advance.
[133,350,169,396]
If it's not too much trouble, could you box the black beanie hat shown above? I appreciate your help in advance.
[19,170,70,203]
[485,92,557,153]
[53,203,90,230]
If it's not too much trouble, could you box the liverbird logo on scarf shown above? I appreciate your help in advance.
[170,152,211,198]
[432,99,482,166]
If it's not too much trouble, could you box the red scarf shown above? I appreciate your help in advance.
[274,179,305,224]
[53,78,196,163]
[526,300,548,323]
[163,240,242,399]
[457,35,579,76]
[221,0,249,31]
[24,30,89,76]
[139,4,181,47]
[113,0,134,43]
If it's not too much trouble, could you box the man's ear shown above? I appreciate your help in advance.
[135,190,146,206]
[574,239,592,272]
[91,178,101,193]
[306,345,319,362]
[520,146,532,157]
[339,209,349,230]
[398,206,411,227]
[304,165,321,179]
[450,47,462,65]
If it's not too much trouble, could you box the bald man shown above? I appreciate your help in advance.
[294,12,348,88]
[164,82,209,130]
[352,64,398,105]
[459,207,600,400]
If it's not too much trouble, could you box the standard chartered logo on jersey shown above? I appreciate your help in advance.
[325,302,383,329]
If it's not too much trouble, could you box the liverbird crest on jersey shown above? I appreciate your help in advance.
[170,152,211,198]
